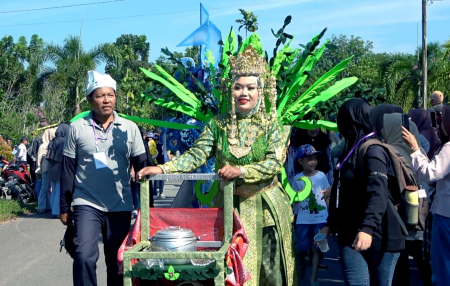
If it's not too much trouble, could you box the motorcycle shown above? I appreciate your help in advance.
[0,156,35,204]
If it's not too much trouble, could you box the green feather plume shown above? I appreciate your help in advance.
[70,111,201,130]
[140,67,199,110]
[152,64,201,107]
[293,120,338,132]
[277,40,329,116]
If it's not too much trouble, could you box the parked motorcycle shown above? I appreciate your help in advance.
[0,156,35,204]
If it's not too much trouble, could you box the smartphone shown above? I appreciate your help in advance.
[430,111,437,128]
[402,114,410,131]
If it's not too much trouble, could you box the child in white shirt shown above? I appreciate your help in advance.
[293,144,331,286]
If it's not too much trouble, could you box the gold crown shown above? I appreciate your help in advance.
[229,45,266,76]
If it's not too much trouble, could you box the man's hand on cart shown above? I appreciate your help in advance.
[137,166,163,180]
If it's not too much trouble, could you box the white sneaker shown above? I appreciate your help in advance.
[159,194,165,199]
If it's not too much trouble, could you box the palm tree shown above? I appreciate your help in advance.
[381,53,419,110]
[41,35,105,116]
[428,41,450,102]
[381,42,447,110]
[235,9,258,38]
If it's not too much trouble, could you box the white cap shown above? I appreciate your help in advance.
[85,70,116,96]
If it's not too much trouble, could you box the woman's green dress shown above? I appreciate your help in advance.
[160,112,296,286]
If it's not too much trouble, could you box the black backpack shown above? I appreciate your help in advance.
[357,139,429,233]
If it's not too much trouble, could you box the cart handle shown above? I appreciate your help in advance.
[145,173,222,181]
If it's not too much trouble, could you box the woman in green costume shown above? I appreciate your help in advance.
[138,45,296,286]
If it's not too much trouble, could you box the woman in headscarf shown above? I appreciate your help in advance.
[410,109,440,159]
[381,113,432,286]
[402,105,450,285]
[383,113,421,166]
[370,104,403,140]
[138,46,296,286]
[46,123,70,218]
[36,127,56,214]
[321,99,405,286]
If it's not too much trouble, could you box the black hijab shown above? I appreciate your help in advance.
[46,123,70,162]
[370,104,403,138]
[337,99,373,160]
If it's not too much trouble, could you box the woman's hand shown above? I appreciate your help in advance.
[137,166,163,180]
[401,126,420,152]
[218,165,242,181]
[352,232,372,251]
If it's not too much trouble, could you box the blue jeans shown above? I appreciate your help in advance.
[50,181,60,216]
[295,223,326,254]
[154,180,164,195]
[339,244,400,286]
[431,213,450,285]
[38,173,51,210]
[35,178,42,200]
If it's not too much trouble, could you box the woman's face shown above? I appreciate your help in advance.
[232,76,259,114]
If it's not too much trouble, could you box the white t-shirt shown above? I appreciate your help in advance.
[292,171,330,224]
[16,143,27,162]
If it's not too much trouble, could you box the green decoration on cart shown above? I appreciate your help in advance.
[195,180,219,207]
[164,265,180,281]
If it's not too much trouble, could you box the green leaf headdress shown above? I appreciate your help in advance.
[141,26,356,131]
[138,17,359,202]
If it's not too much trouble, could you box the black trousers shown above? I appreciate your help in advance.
[72,205,131,286]
[393,239,432,286]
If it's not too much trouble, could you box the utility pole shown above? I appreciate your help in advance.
[422,0,444,109]
[422,0,427,109]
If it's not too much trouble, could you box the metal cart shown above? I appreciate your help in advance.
[122,173,233,286]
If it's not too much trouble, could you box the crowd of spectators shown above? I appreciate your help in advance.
[287,90,448,285]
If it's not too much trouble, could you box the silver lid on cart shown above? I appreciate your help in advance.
[153,226,195,239]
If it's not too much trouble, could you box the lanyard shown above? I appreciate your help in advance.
[337,132,375,172]
[92,122,113,152]
[335,131,374,208]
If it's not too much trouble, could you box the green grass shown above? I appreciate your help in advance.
[0,199,36,222]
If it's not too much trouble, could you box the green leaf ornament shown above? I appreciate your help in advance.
[281,166,312,203]
[164,265,180,281]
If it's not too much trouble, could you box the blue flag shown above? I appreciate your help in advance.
[177,4,222,68]
[200,3,209,24]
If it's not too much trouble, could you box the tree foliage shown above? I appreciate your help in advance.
[42,35,105,117]
[235,9,259,37]
[1,19,450,143]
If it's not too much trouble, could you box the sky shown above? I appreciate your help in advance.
[1,0,450,67]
